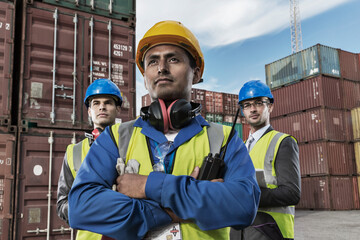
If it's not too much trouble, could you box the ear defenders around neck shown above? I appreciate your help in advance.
[140,99,201,133]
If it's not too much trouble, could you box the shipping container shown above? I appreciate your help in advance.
[266,44,341,89]
[242,122,251,141]
[355,141,360,175]
[41,0,136,22]
[297,176,359,210]
[142,93,151,107]
[352,107,360,140]
[14,128,85,239]
[205,113,223,123]
[298,141,355,176]
[353,176,360,209]
[339,50,360,81]
[271,75,342,117]
[0,1,14,126]
[0,133,16,240]
[191,88,206,116]
[223,93,234,115]
[219,122,243,139]
[18,2,136,130]
[271,108,351,143]
[342,80,360,110]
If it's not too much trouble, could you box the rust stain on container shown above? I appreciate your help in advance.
[297,176,358,210]
[0,1,15,125]
[18,2,136,130]
[271,108,350,143]
[271,75,342,118]
[0,133,16,240]
[14,128,85,239]
[299,141,355,176]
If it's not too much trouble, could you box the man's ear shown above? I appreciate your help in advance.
[268,103,274,113]
[192,67,201,84]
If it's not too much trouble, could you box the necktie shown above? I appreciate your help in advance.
[247,136,255,151]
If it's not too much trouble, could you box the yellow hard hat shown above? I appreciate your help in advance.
[136,20,204,78]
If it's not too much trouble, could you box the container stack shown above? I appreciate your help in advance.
[142,88,243,138]
[265,44,360,210]
[0,0,136,239]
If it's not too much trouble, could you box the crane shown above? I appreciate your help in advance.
[289,0,303,53]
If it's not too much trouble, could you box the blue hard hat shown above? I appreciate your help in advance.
[84,79,123,108]
[238,80,274,104]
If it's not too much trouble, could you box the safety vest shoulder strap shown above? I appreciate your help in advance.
[263,131,285,185]
[207,122,224,154]
[72,140,84,174]
[116,120,136,158]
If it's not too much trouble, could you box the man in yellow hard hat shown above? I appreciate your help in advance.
[68,21,260,240]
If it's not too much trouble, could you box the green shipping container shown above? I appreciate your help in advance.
[42,0,136,21]
[219,122,243,139]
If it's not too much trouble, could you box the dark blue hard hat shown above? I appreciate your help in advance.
[84,79,123,108]
[238,80,274,104]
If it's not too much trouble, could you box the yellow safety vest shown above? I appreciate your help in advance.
[67,138,102,240]
[249,130,296,239]
[111,121,232,240]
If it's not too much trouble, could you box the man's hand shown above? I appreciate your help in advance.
[191,166,224,182]
[116,174,147,199]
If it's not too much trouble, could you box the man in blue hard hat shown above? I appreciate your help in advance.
[231,80,301,240]
[57,78,122,240]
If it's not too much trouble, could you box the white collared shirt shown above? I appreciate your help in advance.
[247,124,270,151]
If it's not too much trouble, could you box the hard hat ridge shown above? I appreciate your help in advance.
[84,78,123,108]
[238,80,274,104]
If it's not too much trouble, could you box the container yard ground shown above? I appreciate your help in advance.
[295,210,360,239]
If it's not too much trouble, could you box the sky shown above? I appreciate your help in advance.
[134,0,360,113]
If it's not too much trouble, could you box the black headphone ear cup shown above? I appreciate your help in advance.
[148,99,170,132]
[168,99,193,129]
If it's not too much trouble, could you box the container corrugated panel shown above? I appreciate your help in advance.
[0,1,14,126]
[351,107,360,140]
[353,176,360,209]
[298,141,355,176]
[214,92,223,113]
[205,91,215,113]
[339,50,360,81]
[242,123,251,141]
[141,94,151,107]
[342,80,360,110]
[271,75,342,118]
[205,113,214,122]
[220,122,243,139]
[266,44,341,89]
[41,0,136,22]
[355,141,360,175]
[297,176,358,210]
[14,128,85,239]
[0,133,16,240]
[271,108,350,143]
[330,176,356,210]
[19,2,135,130]
[297,176,331,210]
[223,115,241,124]
[191,88,206,116]
[223,93,233,115]
[232,94,239,114]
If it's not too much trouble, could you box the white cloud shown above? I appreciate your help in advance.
[136,0,352,48]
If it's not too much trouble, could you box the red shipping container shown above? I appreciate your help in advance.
[339,49,360,81]
[298,141,355,176]
[14,128,85,239]
[18,2,136,130]
[271,75,342,118]
[342,79,360,110]
[214,92,223,113]
[242,122,251,141]
[0,1,14,125]
[271,108,350,143]
[223,93,233,115]
[297,176,358,210]
[0,133,16,240]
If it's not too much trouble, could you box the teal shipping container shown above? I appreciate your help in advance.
[41,0,136,21]
[266,44,341,89]
[219,122,243,139]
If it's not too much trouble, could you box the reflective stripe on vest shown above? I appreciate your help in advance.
[250,130,295,239]
[111,122,230,240]
[66,138,101,240]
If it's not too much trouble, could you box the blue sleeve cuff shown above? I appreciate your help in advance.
[145,171,166,203]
